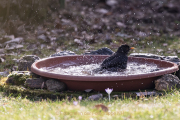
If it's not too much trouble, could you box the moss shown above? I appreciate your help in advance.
[6,71,31,85]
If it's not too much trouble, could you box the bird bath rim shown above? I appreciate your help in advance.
[31,55,179,81]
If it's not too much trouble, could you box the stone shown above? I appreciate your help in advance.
[6,71,31,85]
[25,78,46,89]
[3,35,15,40]
[116,22,126,28]
[74,39,83,46]
[138,31,147,37]
[37,34,48,42]
[106,0,118,7]
[4,37,23,44]
[16,44,24,49]
[161,56,180,65]
[130,53,180,64]
[88,94,103,101]
[84,89,93,93]
[0,57,5,63]
[0,49,4,54]
[50,51,76,57]
[129,53,162,60]
[116,32,131,38]
[5,44,24,51]
[46,79,66,92]
[155,74,180,91]
[26,44,38,50]
[135,91,158,96]
[96,8,109,14]
[84,47,114,55]
[18,55,40,71]
[0,71,10,77]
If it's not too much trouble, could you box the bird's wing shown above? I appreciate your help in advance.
[101,55,127,69]
[101,54,116,65]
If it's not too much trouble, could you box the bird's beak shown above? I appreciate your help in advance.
[130,47,135,50]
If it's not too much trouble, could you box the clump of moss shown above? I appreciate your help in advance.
[0,77,8,86]
[6,71,31,85]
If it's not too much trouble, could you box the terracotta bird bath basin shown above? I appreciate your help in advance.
[31,55,179,91]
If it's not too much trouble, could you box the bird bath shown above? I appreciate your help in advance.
[31,55,179,91]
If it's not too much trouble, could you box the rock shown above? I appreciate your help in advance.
[135,91,158,96]
[37,34,48,42]
[163,43,168,47]
[96,8,109,14]
[3,35,15,40]
[138,31,147,37]
[0,71,9,77]
[106,0,118,7]
[88,94,103,101]
[4,37,23,44]
[74,39,83,46]
[0,57,5,63]
[161,56,180,65]
[6,71,31,85]
[36,29,46,36]
[50,51,76,57]
[84,89,93,93]
[5,44,24,51]
[25,78,46,89]
[0,49,4,54]
[18,55,40,71]
[15,44,24,49]
[116,32,131,38]
[129,53,162,60]
[46,79,66,92]
[26,44,38,50]
[155,74,180,91]
[130,53,180,64]
[116,22,126,28]
[84,47,114,55]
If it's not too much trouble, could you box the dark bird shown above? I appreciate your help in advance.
[94,44,134,72]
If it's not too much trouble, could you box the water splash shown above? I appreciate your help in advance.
[40,62,162,76]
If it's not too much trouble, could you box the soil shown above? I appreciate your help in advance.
[0,0,180,70]
[0,0,179,99]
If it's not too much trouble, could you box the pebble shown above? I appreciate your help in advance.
[88,94,103,101]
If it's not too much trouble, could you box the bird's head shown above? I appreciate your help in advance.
[116,44,134,54]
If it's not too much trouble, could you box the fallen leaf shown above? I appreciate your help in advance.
[94,104,108,112]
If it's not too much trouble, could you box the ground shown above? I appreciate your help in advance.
[0,0,180,119]
[0,0,180,68]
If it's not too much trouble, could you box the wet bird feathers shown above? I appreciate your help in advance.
[101,53,128,69]
[93,44,132,72]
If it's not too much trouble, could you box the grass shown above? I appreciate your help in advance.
[0,90,180,120]
[0,35,180,119]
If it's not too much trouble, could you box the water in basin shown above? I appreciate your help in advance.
[40,62,162,76]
